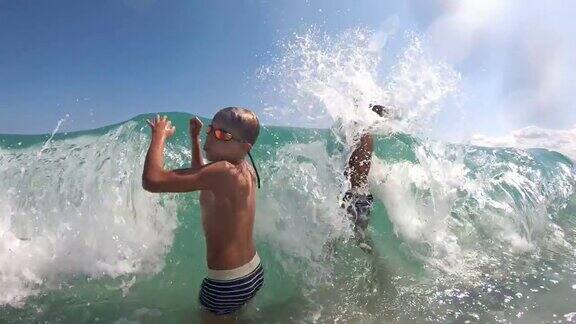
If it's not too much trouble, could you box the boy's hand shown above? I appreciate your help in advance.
[189,117,203,139]
[147,115,176,139]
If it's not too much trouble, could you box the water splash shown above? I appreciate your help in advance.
[258,28,460,138]
[253,26,576,322]
[0,122,178,306]
[37,114,69,158]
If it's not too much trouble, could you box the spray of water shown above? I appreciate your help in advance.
[37,114,69,158]
[254,26,576,321]
[256,27,463,267]
[0,122,178,306]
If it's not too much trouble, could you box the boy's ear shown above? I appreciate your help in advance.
[243,142,253,151]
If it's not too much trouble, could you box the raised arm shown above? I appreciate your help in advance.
[143,161,231,193]
[143,115,174,190]
[190,117,204,170]
[142,115,230,193]
[171,117,205,175]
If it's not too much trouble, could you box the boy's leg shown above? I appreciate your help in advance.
[200,309,236,324]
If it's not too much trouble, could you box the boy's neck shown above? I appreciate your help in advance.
[223,157,245,165]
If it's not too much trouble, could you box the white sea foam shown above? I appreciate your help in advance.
[0,122,178,306]
[258,28,460,140]
[257,27,575,281]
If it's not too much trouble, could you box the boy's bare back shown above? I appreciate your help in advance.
[199,160,257,270]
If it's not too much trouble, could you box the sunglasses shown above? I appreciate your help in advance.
[206,125,244,142]
[205,124,261,188]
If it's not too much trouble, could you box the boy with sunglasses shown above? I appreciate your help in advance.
[142,107,263,322]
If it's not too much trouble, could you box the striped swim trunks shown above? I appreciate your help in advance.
[342,190,374,241]
[199,253,264,315]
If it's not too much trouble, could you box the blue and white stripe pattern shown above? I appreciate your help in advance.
[199,264,264,315]
[343,191,374,241]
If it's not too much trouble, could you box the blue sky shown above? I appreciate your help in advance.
[1,0,575,141]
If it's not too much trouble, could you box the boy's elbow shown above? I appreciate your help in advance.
[142,173,163,193]
[142,179,158,192]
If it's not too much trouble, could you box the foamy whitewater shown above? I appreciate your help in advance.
[1,28,575,323]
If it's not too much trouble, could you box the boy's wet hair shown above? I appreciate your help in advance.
[214,107,260,145]
[371,104,390,117]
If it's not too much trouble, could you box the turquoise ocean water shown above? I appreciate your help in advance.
[0,112,575,323]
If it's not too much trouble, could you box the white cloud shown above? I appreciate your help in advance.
[425,0,511,64]
[470,125,576,161]
[424,0,576,131]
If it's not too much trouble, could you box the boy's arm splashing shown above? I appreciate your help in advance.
[143,115,175,190]
[190,116,204,170]
[168,117,204,175]
[142,115,228,193]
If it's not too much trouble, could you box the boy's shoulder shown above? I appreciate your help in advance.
[205,160,236,173]
[205,160,247,180]
[205,160,253,190]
